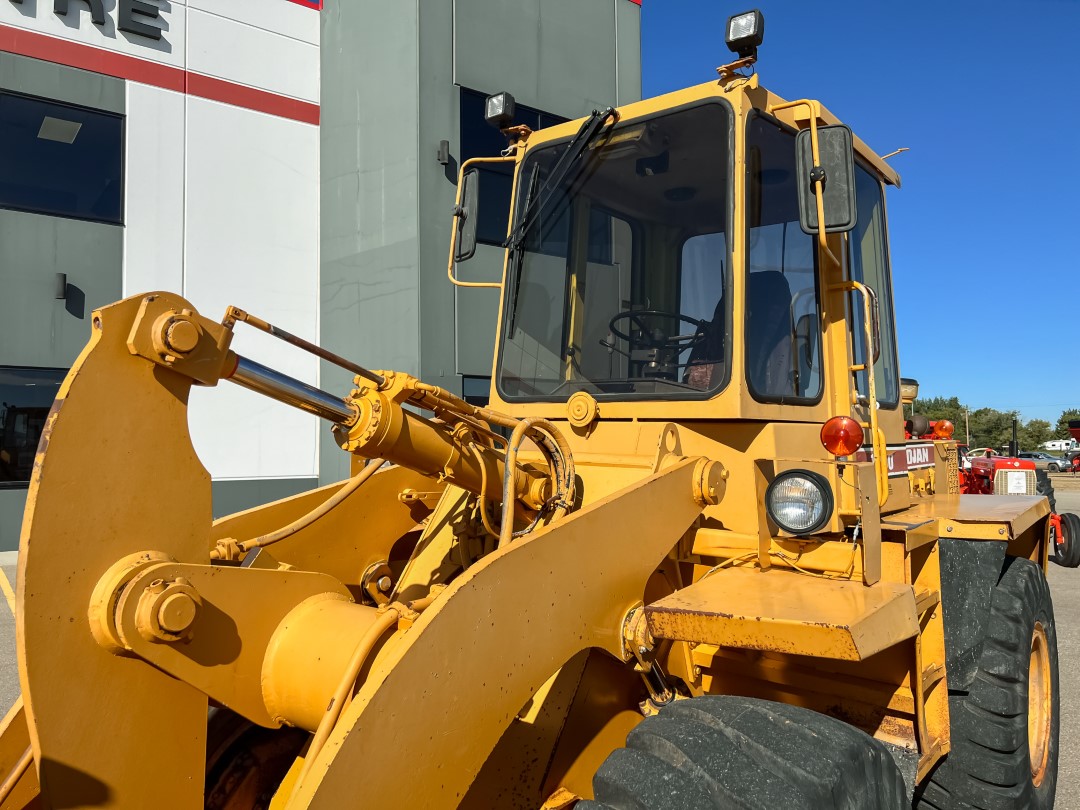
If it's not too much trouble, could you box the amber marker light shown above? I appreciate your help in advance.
[933,420,955,440]
[820,416,864,457]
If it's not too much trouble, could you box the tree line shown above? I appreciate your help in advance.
[912,397,1080,452]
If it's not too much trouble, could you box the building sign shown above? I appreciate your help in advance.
[8,0,162,40]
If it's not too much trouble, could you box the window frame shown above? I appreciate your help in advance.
[0,89,126,226]
[743,110,825,407]
[846,158,900,410]
[495,98,736,404]
[0,364,66,489]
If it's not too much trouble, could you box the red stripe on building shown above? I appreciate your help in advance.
[627,0,641,5]
[0,24,320,125]
[0,24,184,92]
[187,73,320,125]
[285,0,323,8]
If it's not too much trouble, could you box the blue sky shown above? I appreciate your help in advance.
[641,1,1080,424]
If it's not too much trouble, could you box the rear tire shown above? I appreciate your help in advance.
[580,695,906,809]
[1035,469,1056,514]
[915,557,1058,809]
[1056,512,1080,569]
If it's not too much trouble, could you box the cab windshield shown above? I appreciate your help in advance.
[497,103,732,401]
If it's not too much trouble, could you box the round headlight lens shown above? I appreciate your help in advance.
[765,470,834,535]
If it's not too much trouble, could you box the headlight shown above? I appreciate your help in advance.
[765,470,833,535]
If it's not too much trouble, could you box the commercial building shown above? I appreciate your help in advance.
[0,0,641,549]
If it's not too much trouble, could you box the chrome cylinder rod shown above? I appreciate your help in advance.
[227,355,356,425]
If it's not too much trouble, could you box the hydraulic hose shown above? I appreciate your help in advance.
[210,459,386,560]
[292,607,400,796]
[498,418,576,549]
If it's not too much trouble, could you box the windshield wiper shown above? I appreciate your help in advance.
[503,106,618,250]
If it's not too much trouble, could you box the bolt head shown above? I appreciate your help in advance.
[158,592,198,634]
[377,576,393,592]
[164,319,200,354]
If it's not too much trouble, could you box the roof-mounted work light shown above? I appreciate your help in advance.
[485,92,516,129]
[725,10,765,60]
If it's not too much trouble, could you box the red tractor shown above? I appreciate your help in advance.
[900,397,1079,566]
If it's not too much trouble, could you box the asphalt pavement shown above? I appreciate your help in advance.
[0,510,1076,805]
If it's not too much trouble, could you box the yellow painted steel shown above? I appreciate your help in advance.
[291,458,711,807]
[645,567,920,661]
[0,701,37,809]
[0,50,1057,810]
[17,294,210,808]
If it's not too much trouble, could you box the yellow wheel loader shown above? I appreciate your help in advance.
[0,11,1058,809]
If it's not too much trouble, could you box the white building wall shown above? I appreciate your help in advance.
[184,96,319,480]
[3,0,322,484]
[123,83,185,295]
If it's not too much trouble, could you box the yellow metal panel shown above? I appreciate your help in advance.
[645,567,919,661]
[17,294,209,808]
[894,494,1048,539]
[209,465,439,587]
[0,699,38,809]
[293,458,708,808]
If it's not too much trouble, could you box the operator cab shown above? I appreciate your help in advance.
[491,107,897,411]
[451,10,902,439]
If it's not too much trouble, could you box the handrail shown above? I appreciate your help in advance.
[832,279,888,507]
[770,99,889,509]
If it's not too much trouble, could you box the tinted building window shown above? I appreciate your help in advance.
[459,88,564,246]
[0,92,123,224]
[0,367,65,486]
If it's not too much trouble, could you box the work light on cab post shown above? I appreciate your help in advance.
[725,9,765,60]
[484,92,516,129]
[821,415,864,458]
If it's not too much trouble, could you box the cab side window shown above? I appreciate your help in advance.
[744,115,823,403]
[848,165,899,407]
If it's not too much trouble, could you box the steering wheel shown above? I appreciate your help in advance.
[607,310,706,351]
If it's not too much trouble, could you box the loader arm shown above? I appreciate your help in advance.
[295,456,710,808]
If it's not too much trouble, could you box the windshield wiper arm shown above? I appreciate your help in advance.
[503,106,618,250]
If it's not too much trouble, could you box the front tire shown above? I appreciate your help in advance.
[915,557,1059,809]
[1056,512,1080,568]
[580,695,906,809]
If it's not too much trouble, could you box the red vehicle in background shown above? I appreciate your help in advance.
[904,414,1079,567]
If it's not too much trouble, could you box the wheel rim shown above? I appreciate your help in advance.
[1029,621,1052,786]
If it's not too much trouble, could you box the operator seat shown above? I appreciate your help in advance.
[746,271,793,397]
[685,296,726,390]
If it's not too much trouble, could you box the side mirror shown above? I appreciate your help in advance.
[453,168,479,262]
[796,125,857,235]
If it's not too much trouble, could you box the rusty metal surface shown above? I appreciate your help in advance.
[895,494,1048,536]
[645,567,919,661]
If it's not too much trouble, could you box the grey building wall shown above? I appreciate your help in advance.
[0,56,125,551]
[319,0,640,486]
